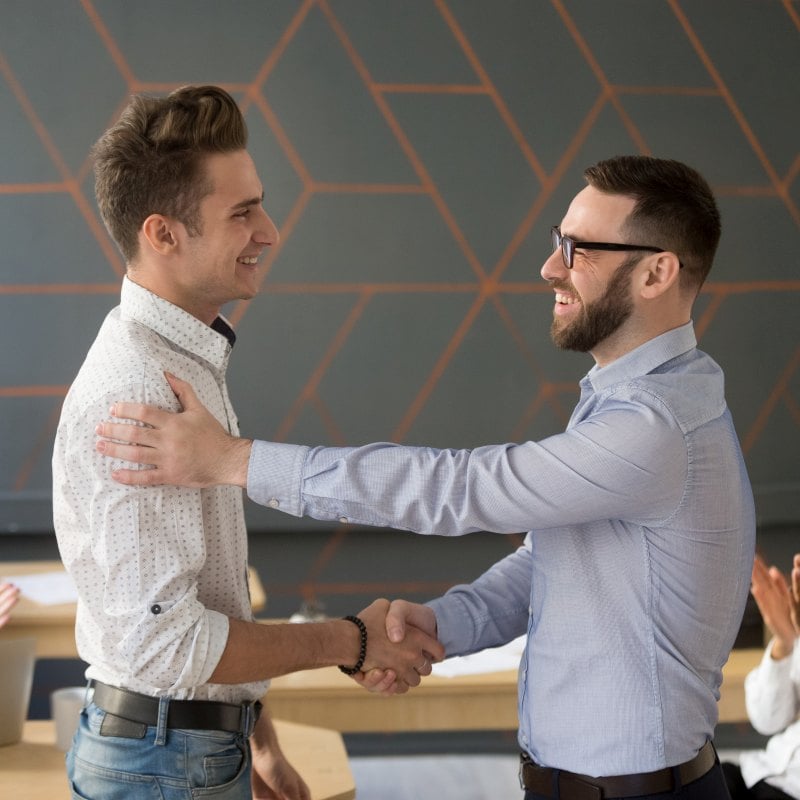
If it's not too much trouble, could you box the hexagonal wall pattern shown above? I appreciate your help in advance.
[2,1,798,569]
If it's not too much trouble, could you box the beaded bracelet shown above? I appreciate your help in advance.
[338,615,368,675]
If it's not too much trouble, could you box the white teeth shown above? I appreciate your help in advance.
[555,293,576,305]
[237,256,258,265]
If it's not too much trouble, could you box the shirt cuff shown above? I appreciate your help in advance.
[760,637,797,675]
[247,440,310,517]
[194,609,231,686]
[426,597,473,657]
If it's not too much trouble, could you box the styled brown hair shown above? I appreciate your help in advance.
[92,85,248,263]
[584,155,721,294]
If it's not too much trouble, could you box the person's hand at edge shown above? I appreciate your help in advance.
[250,712,311,800]
[0,582,20,628]
[751,553,798,661]
[789,553,800,638]
[95,372,251,489]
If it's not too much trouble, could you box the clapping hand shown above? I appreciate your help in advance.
[751,553,800,661]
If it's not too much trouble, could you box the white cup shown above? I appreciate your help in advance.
[50,686,88,751]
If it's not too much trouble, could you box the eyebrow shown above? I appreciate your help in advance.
[230,193,264,211]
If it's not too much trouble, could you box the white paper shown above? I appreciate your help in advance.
[432,634,526,678]
[2,571,78,605]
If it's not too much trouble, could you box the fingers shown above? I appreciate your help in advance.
[357,598,444,687]
[96,439,157,467]
[0,583,20,627]
[352,668,401,695]
[164,372,197,410]
[751,553,769,589]
[385,600,409,643]
[385,599,437,643]
[109,467,163,487]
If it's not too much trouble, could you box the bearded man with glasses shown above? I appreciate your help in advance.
[95,156,755,800]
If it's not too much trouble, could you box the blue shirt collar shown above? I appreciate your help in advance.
[585,322,697,393]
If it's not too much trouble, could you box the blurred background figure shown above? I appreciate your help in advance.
[722,553,800,800]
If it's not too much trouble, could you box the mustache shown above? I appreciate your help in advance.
[547,279,575,293]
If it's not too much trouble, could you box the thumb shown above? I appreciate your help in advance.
[164,372,198,411]
[386,601,408,643]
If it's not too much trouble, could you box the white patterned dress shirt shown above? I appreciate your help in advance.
[53,277,268,703]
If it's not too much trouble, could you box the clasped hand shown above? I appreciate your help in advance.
[353,599,442,695]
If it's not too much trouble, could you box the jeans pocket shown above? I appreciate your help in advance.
[203,750,246,788]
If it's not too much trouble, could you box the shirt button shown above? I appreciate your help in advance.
[268,498,280,508]
[339,517,348,524]
[151,604,162,615]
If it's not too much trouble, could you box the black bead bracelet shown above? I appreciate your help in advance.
[338,614,368,675]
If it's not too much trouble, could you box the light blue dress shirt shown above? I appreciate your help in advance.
[248,322,755,776]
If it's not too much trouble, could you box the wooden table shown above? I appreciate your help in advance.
[269,665,521,732]
[0,719,354,800]
[267,648,764,732]
[0,560,266,658]
[0,561,763,730]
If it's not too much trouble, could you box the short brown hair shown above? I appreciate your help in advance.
[584,156,721,294]
[92,85,248,263]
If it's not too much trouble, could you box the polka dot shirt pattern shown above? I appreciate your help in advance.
[52,277,269,703]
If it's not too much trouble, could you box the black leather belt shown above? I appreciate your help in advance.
[519,740,717,799]
[91,681,262,737]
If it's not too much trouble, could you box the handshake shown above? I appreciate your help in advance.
[346,598,445,695]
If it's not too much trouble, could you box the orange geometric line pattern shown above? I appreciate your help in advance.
[1,0,797,597]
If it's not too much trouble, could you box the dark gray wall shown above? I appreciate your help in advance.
[2,0,799,537]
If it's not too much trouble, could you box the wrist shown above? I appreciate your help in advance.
[338,615,368,675]
[771,636,795,661]
[224,437,252,488]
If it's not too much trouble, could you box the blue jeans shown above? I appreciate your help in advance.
[66,702,252,799]
[523,762,733,799]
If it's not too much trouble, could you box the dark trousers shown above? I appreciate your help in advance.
[721,762,795,800]
[524,762,733,800]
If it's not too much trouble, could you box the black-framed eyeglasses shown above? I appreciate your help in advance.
[551,226,681,270]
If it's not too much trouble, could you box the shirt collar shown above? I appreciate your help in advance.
[120,276,235,370]
[584,322,697,393]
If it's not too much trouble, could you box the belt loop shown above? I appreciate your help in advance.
[552,767,561,799]
[154,696,170,746]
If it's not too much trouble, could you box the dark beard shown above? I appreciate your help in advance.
[550,257,638,353]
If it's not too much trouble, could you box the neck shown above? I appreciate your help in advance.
[591,311,691,368]
[126,267,219,326]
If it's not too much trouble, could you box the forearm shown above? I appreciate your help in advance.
[209,618,360,683]
[210,600,445,686]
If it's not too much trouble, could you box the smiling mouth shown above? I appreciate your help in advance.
[555,292,579,306]
[237,256,259,265]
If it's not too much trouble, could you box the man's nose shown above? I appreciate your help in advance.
[255,208,279,246]
[540,247,566,282]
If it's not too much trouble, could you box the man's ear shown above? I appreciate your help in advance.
[140,214,180,256]
[639,252,682,300]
